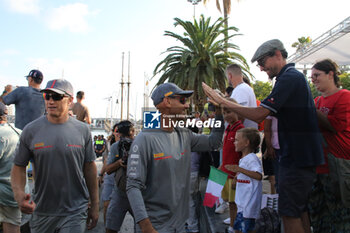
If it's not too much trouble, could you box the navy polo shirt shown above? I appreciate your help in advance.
[261,63,324,168]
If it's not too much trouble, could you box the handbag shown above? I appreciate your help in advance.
[327,153,350,207]
[114,166,127,192]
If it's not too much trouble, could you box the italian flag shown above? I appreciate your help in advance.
[203,166,228,207]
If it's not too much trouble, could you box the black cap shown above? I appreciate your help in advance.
[25,69,43,82]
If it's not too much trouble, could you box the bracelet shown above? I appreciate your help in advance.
[99,173,104,177]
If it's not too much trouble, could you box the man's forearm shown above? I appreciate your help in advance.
[105,160,122,174]
[220,98,270,123]
[11,165,27,203]
[83,162,99,206]
[139,218,157,233]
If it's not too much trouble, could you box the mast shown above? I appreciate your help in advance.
[127,51,131,120]
[144,73,149,110]
[120,52,125,120]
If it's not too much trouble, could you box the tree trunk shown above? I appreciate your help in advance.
[223,0,228,52]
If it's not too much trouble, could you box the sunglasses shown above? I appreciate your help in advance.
[168,95,187,104]
[43,93,68,101]
[256,51,275,68]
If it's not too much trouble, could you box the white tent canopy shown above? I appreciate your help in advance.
[288,16,350,66]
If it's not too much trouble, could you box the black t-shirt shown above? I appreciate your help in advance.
[261,63,324,168]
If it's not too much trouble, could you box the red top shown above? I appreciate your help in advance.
[315,89,350,174]
[256,100,264,131]
[221,120,244,177]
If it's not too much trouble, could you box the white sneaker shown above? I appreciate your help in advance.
[223,217,230,225]
[215,202,228,214]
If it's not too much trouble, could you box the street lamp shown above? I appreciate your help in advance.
[187,0,202,18]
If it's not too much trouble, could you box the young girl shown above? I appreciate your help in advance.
[226,127,262,233]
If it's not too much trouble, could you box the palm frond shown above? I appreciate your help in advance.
[216,0,222,13]
[153,15,251,110]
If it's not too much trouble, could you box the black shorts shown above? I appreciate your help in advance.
[278,165,316,217]
[262,157,276,176]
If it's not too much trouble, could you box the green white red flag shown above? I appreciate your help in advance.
[203,166,228,207]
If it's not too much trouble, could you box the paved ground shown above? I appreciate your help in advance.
[85,209,133,233]
[85,157,134,233]
[87,157,273,233]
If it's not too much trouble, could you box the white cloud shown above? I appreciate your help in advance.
[46,3,92,33]
[5,0,40,14]
[0,60,11,67]
[2,49,20,56]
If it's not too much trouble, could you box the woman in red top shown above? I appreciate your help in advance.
[309,59,350,233]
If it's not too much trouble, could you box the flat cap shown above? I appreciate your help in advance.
[251,39,286,63]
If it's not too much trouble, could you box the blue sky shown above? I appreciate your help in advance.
[1,0,349,119]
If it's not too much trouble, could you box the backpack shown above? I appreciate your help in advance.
[254,207,280,233]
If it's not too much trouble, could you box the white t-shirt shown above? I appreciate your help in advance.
[230,83,258,129]
[235,153,262,219]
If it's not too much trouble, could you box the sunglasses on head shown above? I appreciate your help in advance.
[168,95,187,104]
[43,92,68,101]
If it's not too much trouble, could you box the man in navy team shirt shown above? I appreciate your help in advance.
[202,39,324,233]
[0,69,45,130]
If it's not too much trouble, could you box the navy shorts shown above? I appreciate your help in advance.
[278,165,316,217]
[233,212,255,233]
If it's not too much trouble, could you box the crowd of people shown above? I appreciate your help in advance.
[0,38,349,233]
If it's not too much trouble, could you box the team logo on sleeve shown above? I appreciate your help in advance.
[267,97,275,104]
[143,110,161,129]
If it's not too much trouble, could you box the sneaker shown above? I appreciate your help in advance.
[215,202,228,214]
[223,217,230,225]
[225,227,234,233]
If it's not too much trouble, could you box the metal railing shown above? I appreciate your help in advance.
[288,16,350,64]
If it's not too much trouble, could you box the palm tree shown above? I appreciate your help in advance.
[203,0,237,50]
[203,0,232,24]
[153,15,251,111]
[292,36,312,52]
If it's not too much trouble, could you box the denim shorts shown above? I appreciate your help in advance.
[233,212,255,233]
